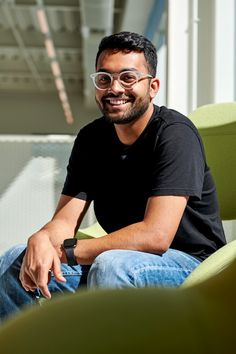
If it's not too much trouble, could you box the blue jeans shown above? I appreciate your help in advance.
[0,245,200,322]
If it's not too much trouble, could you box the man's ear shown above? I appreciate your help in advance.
[150,78,160,99]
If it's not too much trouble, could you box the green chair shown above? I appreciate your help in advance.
[182,239,236,287]
[188,102,236,220]
[76,221,106,240]
[180,102,236,287]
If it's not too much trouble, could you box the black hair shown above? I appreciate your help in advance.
[95,31,157,77]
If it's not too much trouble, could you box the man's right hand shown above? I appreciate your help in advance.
[19,233,66,299]
[18,195,90,297]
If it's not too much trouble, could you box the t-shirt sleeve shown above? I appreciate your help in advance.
[62,131,94,201]
[150,123,205,199]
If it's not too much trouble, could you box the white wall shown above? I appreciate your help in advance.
[167,0,236,111]
[213,0,235,102]
[167,0,190,115]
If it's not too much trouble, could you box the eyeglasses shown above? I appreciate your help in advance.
[90,71,153,90]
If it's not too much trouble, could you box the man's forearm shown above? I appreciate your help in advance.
[74,221,168,265]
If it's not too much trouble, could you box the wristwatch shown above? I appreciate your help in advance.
[63,238,78,266]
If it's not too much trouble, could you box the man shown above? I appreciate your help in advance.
[0,32,225,321]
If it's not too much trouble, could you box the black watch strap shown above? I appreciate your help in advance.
[63,238,78,266]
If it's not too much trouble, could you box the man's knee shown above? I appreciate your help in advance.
[87,250,134,288]
[89,249,126,276]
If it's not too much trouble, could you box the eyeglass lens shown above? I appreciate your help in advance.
[95,71,138,89]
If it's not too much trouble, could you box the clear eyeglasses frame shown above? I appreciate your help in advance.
[90,70,153,90]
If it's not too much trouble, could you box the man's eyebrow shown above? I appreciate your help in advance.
[96,68,138,73]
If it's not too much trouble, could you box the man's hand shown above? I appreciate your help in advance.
[19,233,66,299]
[18,196,90,298]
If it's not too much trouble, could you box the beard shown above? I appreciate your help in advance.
[96,92,150,125]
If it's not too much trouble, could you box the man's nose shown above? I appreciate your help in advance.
[109,78,125,92]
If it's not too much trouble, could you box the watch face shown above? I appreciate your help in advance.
[64,238,77,248]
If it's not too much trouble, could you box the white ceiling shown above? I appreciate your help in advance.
[0,0,158,130]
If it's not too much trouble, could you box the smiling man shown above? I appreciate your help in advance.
[0,32,226,322]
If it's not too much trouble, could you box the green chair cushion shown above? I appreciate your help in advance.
[76,222,106,240]
[182,240,236,287]
[189,102,236,220]
[188,102,236,130]
[0,257,236,354]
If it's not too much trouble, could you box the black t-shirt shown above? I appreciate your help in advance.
[62,105,226,261]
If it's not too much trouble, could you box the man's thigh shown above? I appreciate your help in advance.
[87,249,201,288]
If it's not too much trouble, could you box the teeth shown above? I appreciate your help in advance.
[109,99,127,105]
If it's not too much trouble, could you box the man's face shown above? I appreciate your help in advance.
[94,49,155,125]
